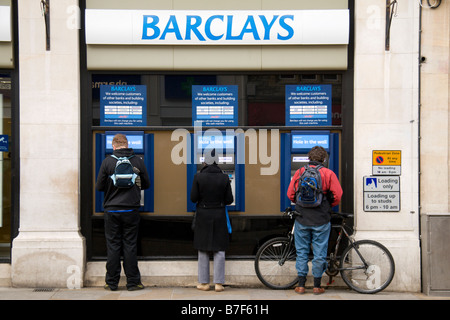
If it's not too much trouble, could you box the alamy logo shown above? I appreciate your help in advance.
[171,122,279,176]
[66,265,81,289]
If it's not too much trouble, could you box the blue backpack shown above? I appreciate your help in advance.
[295,165,324,208]
[110,155,138,188]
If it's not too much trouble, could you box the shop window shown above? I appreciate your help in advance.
[88,72,344,258]
[246,74,342,126]
[91,75,142,126]
[91,73,342,127]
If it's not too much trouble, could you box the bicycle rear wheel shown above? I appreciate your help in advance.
[254,237,298,289]
[340,240,395,294]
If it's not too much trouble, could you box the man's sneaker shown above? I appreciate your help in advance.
[127,283,145,291]
[104,284,117,291]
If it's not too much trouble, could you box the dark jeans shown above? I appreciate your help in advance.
[104,209,141,289]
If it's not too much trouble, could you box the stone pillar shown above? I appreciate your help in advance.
[11,0,84,288]
[353,1,421,291]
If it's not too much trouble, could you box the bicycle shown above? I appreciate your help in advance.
[254,208,395,294]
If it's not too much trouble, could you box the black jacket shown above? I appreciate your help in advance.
[190,164,234,251]
[95,148,150,211]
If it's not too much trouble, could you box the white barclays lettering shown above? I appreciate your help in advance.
[85,10,349,45]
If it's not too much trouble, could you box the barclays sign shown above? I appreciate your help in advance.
[0,6,11,42]
[85,9,349,45]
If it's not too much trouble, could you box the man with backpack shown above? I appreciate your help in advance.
[287,146,343,295]
[95,133,150,291]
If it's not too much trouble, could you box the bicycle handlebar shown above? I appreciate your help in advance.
[284,207,354,219]
[333,212,354,218]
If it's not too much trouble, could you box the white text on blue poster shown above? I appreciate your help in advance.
[192,85,238,126]
[285,84,332,126]
[100,85,147,126]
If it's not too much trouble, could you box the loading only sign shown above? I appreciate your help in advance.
[363,176,400,212]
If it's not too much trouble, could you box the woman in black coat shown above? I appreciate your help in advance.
[190,149,234,292]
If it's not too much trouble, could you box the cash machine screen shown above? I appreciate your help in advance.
[197,134,234,151]
[196,134,236,206]
[105,134,144,153]
[291,134,329,151]
[291,133,330,176]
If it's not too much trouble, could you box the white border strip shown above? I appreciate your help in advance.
[0,6,11,42]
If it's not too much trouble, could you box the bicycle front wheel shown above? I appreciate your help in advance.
[340,240,395,294]
[254,237,298,290]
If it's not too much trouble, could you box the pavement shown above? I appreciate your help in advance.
[0,285,447,317]
[0,284,448,300]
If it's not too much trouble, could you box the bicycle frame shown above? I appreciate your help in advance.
[328,220,350,270]
[283,210,368,274]
[255,209,395,292]
[277,224,296,266]
[326,216,371,286]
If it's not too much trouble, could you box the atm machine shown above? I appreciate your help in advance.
[280,130,339,211]
[95,131,154,212]
[187,130,244,212]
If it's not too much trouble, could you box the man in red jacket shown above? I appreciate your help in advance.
[287,146,343,295]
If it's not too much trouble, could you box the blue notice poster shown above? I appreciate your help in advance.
[192,85,238,126]
[285,84,332,126]
[0,135,8,152]
[100,85,147,126]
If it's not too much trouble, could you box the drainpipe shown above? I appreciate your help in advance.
[417,3,423,292]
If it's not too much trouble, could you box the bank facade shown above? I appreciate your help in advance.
[0,0,449,295]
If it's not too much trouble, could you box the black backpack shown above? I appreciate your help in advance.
[109,155,138,188]
[295,165,324,208]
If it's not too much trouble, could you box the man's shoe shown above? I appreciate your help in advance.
[215,284,224,292]
[313,287,325,295]
[197,283,210,291]
[294,286,305,294]
[104,284,117,291]
[127,284,145,291]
